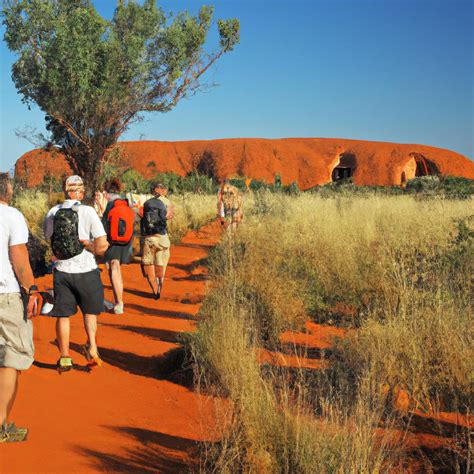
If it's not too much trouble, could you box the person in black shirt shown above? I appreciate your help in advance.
[140,183,169,299]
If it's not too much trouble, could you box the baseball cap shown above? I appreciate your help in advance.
[65,175,84,191]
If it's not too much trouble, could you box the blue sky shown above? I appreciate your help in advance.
[1,0,473,172]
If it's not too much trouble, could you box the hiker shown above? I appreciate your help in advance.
[140,183,170,299]
[93,190,108,218]
[155,183,174,221]
[0,173,42,442]
[44,175,109,372]
[217,178,243,231]
[101,178,135,314]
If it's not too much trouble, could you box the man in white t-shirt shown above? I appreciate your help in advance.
[44,175,109,372]
[0,172,41,443]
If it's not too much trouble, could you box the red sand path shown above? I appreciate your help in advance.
[1,221,222,474]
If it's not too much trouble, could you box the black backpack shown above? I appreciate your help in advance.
[141,198,166,236]
[51,204,84,260]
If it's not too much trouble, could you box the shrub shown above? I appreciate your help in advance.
[405,175,474,199]
[121,169,150,193]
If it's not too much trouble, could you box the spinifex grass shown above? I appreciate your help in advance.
[190,192,473,472]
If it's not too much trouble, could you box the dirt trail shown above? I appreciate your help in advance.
[1,221,222,474]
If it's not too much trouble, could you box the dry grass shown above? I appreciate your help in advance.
[13,189,50,238]
[189,191,473,472]
[191,276,398,473]
[167,193,217,243]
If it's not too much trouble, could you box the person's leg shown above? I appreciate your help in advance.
[56,317,70,357]
[142,237,159,295]
[83,314,99,357]
[0,368,17,425]
[155,244,170,294]
[50,271,76,360]
[76,269,104,366]
[0,294,34,436]
[109,259,124,306]
[143,264,159,294]
[155,265,164,294]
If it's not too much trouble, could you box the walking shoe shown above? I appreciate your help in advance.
[57,357,73,373]
[82,344,103,368]
[0,422,28,442]
[113,302,124,314]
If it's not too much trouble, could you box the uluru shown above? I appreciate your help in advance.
[14,137,474,189]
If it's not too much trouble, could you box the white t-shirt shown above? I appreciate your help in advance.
[44,200,106,274]
[0,204,29,294]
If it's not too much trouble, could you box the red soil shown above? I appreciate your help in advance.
[0,221,222,473]
[15,138,474,189]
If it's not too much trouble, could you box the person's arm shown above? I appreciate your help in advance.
[93,235,109,256]
[80,207,109,256]
[158,201,168,222]
[9,244,35,291]
[166,202,174,220]
[43,208,55,240]
[10,244,41,319]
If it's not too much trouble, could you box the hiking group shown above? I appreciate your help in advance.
[0,172,243,443]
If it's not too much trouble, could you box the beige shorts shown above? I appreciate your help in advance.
[0,293,34,371]
[142,234,171,266]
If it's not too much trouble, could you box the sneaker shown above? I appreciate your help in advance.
[113,303,124,314]
[82,344,103,368]
[0,422,28,443]
[57,357,73,373]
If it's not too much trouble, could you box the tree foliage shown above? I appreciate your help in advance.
[2,0,240,193]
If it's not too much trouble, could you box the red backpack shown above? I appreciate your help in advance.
[107,199,135,245]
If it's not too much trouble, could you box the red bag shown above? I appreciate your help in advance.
[107,199,135,245]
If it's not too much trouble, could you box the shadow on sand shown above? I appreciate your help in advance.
[124,303,197,320]
[77,426,197,473]
[105,323,184,344]
[171,273,209,282]
[68,341,194,387]
[170,257,209,273]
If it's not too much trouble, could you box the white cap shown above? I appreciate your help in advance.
[65,175,84,192]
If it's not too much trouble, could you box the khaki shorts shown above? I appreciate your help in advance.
[0,293,34,371]
[142,234,171,266]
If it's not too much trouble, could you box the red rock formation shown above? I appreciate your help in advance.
[15,138,474,189]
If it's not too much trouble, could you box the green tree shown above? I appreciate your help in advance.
[2,0,239,195]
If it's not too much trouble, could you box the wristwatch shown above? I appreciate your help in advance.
[28,285,39,294]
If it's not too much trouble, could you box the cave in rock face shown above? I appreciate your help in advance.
[412,153,440,177]
[401,153,441,184]
[332,153,357,181]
